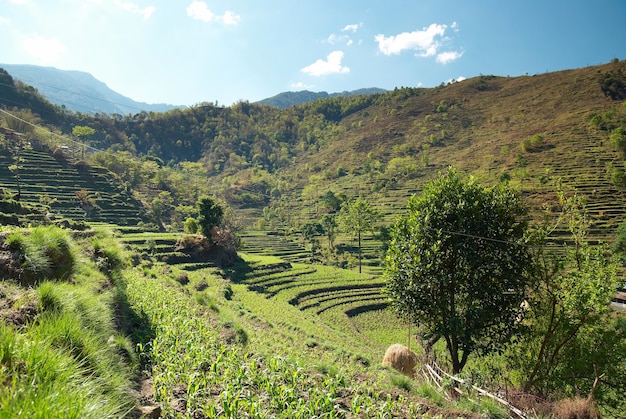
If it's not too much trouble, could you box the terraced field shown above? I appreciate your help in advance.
[229,257,407,349]
[0,148,147,225]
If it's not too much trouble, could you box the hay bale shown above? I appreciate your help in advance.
[382,344,418,377]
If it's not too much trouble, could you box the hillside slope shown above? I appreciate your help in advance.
[0,64,178,114]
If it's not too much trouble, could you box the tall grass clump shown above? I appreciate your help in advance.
[0,325,134,418]
[1,227,139,418]
[91,233,127,275]
[5,226,76,285]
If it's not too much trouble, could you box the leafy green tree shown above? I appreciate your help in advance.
[338,198,381,273]
[301,221,324,259]
[197,196,224,240]
[184,217,199,234]
[609,127,626,157]
[612,219,626,264]
[72,125,95,159]
[384,168,533,373]
[506,189,623,409]
[320,213,338,249]
[3,110,37,201]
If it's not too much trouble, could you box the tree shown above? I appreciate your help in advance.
[384,168,533,373]
[3,109,37,201]
[197,196,224,240]
[612,219,626,264]
[506,189,623,409]
[301,221,324,259]
[338,198,381,273]
[72,125,95,159]
[320,213,338,249]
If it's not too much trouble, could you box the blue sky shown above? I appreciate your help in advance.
[1,0,625,107]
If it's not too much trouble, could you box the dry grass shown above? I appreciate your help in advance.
[552,397,600,419]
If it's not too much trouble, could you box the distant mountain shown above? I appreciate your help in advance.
[0,64,179,115]
[256,88,387,109]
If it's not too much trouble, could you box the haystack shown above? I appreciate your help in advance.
[382,344,418,377]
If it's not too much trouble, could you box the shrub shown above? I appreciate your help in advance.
[184,217,199,234]
[521,134,546,152]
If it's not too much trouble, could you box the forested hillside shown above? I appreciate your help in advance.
[2,60,626,251]
[1,60,626,418]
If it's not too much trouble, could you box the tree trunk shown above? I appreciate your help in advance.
[358,230,362,273]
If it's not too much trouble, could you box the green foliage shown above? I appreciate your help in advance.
[505,189,624,415]
[5,226,76,285]
[320,213,338,249]
[338,198,381,273]
[600,68,626,100]
[197,196,224,239]
[605,161,626,188]
[71,125,95,138]
[384,167,532,373]
[612,219,626,263]
[184,216,200,234]
[520,134,546,152]
[609,126,626,156]
[91,233,127,274]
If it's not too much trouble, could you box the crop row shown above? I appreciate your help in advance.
[123,267,424,417]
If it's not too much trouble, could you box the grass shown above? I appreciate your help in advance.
[4,225,77,285]
[123,263,441,417]
[0,225,141,418]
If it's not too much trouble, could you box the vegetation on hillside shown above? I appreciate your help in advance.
[1,60,626,417]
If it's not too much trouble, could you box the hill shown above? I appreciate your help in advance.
[256,87,387,108]
[2,60,626,257]
[0,64,179,115]
[1,61,626,417]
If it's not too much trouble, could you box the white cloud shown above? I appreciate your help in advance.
[187,1,214,22]
[9,0,28,4]
[376,23,455,57]
[115,0,155,19]
[290,81,314,90]
[342,23,362,33]
[436,50,463,64]
[327,33,349,45]
[22,33,67,65]
[186,1,239,25]
[0,16,10,25]
[222,10,240,25]
[301,50,350,77]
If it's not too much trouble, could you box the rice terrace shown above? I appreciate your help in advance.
[1,60,626,418]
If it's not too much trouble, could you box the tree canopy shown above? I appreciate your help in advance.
[384,168,533,373]
[338,198,381,273]
[197,196,224,239]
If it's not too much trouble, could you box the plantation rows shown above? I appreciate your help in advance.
[233,260,391,335]
[239,231,311,263]
[124,267,427,418]
[0,148,146,225]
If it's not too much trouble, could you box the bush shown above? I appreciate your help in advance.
[184,217,199,234]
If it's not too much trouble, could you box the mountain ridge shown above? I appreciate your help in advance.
[256,87,387,108]
[0,63,179,115]
[0,63,388,114]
